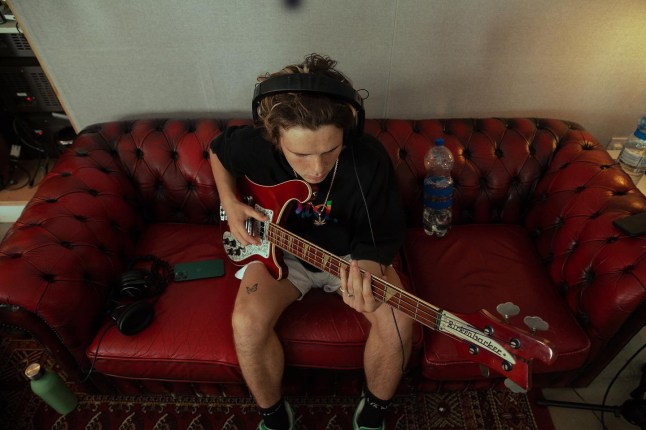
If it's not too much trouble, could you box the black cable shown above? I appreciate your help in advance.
[351,143,408,375]
[600,342,646,429]
[80,323,115,383]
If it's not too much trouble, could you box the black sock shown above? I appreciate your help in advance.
[259,399,289,430]
[357,389,390,428]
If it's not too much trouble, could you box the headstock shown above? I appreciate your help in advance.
[438,302,556,392]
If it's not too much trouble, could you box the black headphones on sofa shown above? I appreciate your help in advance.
[252,73,366,136]
[111,256,171,336]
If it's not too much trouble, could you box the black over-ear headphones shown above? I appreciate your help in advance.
[111,256,171,336]
[252,73,366,136]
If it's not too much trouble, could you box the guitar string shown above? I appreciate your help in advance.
[266,223,523,353]
[268,224,455,327]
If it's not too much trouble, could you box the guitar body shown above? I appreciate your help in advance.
[220,177,556,392]
[221,177,312,279]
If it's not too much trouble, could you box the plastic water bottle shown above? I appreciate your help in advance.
[423,138,454,237]
[618,116,646,184]
[24,363,78,415]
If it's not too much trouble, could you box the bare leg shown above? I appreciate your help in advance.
[231,263,301,408]
[361,265,414,399]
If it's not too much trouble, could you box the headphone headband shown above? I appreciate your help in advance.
[252,73,365,134]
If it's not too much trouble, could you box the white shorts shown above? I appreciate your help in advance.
[235,253,350,300]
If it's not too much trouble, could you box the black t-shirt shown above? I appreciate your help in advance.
[210,126,405,266]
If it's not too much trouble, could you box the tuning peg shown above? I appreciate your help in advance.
[523,316,549,334]
[504,378,527,394]
[496,302,520,322]
[479,365,490,378]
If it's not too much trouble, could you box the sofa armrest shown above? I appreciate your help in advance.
[0,131,142,361]
[526,127,646,353]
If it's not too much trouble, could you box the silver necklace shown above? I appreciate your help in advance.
[295,160,339,227]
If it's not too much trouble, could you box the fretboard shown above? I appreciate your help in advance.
[268,223,443,330]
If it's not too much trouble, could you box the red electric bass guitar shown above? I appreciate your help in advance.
[220,177,556,392]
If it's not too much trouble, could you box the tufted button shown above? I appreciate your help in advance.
[398,148,407,159]
[135,148,144,159]
[60,241,73,249]
[99,166,110,174]
[60,172,72,177]
[88,189,99,196]
[529,146,536,156]
[560,162,570,170]
[171,150,179,161]
[559,280,568,293]
[613,190,628,196]
[9,252,22,259]
[463,149,472,160]
[575,186,585,193]
[606,236,618,243]
[41,273,56,283]
[45,198,58,203]
[583,267,595,283]
[75,150,89,157]
[187,122,197,132]
[412,123,421,133]
[74,215,88,222]
[186,181,195,191]
[495,148,503,158]
[202,150,210,159]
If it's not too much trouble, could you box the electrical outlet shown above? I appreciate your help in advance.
[608,136,628,151]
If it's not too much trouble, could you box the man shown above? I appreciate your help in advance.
[209,53,413,430]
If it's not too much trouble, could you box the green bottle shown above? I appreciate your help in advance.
[24,363,78,415]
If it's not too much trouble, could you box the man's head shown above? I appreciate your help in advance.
[254,54,359,147]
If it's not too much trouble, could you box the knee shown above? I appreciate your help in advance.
[231,304,273,347]
[371,307,414,345]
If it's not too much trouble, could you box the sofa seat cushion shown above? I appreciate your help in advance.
[88,223,421,382]
[403,225,591,384]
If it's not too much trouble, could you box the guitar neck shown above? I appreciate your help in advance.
[268,223,442,329]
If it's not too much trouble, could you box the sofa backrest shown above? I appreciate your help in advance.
[80,117,584,227]
[366,118,585,227]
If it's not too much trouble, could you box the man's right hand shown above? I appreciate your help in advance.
[222,198,268,247]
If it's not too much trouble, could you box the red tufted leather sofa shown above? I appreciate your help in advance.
[0,118,644,395]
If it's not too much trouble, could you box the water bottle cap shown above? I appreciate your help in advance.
[435,138,445,146]
[25,363,44,380]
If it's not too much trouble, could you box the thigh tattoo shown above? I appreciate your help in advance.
[245,283,258,294]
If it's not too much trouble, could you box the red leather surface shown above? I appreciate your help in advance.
[88,223,422,381]
[404,226,590,382]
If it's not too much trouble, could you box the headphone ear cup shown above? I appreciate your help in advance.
[112,301,155,336]
[119,269,149,298]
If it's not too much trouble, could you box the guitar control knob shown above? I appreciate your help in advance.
[502,361,513,372]
[509,338,521,349]
[468,345,479,355]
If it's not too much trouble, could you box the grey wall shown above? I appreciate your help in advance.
[8,0,646,144]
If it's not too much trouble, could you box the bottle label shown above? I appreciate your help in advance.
[619,147,646,168]
[424,183,454,209]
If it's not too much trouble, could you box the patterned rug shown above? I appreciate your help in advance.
[0,337,554,430]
